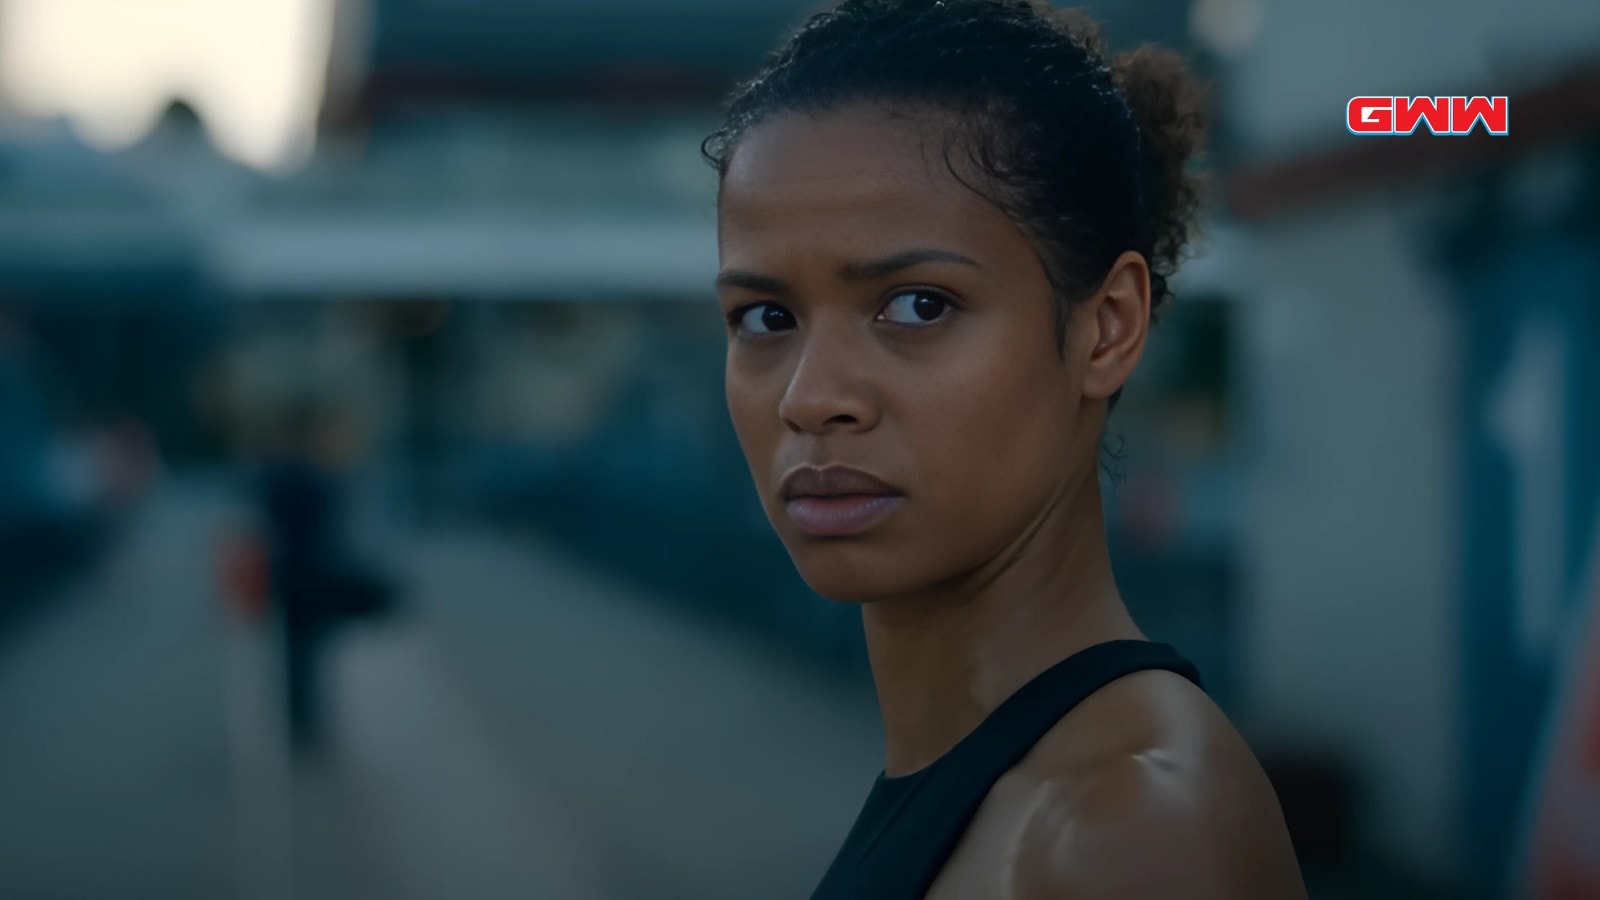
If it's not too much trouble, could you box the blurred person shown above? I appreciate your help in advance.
[257,397,387,756]
[96,415,159,510]
[703,2,1305,897]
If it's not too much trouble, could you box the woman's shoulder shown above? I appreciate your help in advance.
[928,669,1307,900]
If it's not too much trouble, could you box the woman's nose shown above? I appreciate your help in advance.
[777,332,880,435]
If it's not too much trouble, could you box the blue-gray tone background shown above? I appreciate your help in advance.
[1,1,1597,898]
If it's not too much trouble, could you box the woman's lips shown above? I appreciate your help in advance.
[778,465,904,537]
[784,493,903,537]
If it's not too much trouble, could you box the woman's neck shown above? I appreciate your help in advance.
[860,475,1143,778]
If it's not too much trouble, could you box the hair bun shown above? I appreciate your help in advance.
[1111,45,1211,314]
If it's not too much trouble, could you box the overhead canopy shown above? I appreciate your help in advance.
[210,213,716,301]
[0,131,201,304]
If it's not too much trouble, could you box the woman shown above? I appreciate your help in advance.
[702,1,1306,897]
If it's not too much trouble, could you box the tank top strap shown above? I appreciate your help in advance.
[809,639,1204,900]
[942,639,1203,782]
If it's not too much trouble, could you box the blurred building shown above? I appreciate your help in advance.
[1207,0,1600,892]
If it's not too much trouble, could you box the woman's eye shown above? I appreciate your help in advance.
[878,290,952,325]
[732,302,797,335]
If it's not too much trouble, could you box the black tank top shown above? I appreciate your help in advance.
[809,640,1204,900]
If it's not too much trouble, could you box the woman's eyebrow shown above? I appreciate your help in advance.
[838,247,983,282]
[714,269,788,294]
[714,247,982,293]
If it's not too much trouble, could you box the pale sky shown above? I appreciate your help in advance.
[0,0,337,170]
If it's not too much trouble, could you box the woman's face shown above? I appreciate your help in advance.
[715,104,1109,602]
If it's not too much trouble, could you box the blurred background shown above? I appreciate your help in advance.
[0,1,1596,898]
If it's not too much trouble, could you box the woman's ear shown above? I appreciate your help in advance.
[1078,250,1152,402]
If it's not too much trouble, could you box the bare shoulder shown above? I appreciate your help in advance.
[933,669,1308,900]
[1011,670,1305,899]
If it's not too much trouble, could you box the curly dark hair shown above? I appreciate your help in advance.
[701,0,1211,414]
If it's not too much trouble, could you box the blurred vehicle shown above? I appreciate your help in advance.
[0,323,156,627]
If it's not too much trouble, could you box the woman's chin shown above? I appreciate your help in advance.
[789,554,915,604]
[772,513,947,602]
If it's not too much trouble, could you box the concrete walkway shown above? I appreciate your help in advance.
[0,478,884,899]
